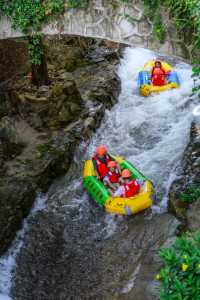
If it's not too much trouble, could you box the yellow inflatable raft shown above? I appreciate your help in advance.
[138,60,180,97]
[83,156,154,215]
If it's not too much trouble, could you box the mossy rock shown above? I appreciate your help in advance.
[0,117,25,159]
[69,102,82,113]
[50,83,64,98]
[46,42,88,72]
[58,106,72,123]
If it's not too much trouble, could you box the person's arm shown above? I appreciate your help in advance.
[104,176,117,190]
[151,67,155,79]
[92,158,100,179]
[107,152,114,161]
[117,163,121,174]
[113,186,124,197]
[108,181,118,190]
[92,158,97,171]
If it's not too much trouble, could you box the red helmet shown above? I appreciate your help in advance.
[107,161,117,168]
[122,169,131,178]
[96,145,107,156]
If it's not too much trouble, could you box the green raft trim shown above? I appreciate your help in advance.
[120,160,147,181]
[83,176,109,206]
[83,159,148,206]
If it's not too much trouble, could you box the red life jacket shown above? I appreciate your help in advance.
[93,154,110,179]
[123,180,140,198]
[108,169,120,183]
[151,67,166,86]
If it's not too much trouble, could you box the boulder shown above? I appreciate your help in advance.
[0,117,25,161]
[169,123,200,228]
[187,200,200,230]
[0,36,121,256]
[0,177,37,255]
[44,80,83,128]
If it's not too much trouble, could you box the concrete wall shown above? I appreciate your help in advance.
[0,0,185,57]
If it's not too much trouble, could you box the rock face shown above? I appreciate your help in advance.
[12,163,178,300]
[169,123,200,230]
[0,39,29,82]
[0,36,121,255]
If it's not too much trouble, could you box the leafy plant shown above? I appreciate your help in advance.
[143,0,200,98]
[179,185,200,203]
[157,232,200,300]
[153,12,166,43]
[192,60,200,97]
[67,0,89,8]
[0,0,65,65]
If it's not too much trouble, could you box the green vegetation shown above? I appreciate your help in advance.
[37,142,65,159]
[67,0,89,8]
[0,0,89,85]
[0,0,65,34]
[157,232,200,300]
[143,0,200,98]
[0,0,199,90]
[192,61,200,97]
[180,185,200,203]
[143,3,200,298]
[143,0,166,43]
[0,0,65,65]
[152,11,166,44]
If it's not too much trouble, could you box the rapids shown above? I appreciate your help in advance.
[88,47,195,211]
[0,47,197,300]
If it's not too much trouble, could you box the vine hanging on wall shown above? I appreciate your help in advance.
[143,0,200,98]
[0,0,65,65]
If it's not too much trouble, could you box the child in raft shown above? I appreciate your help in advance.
[151,60,169,86]
[113,169,140,198]
[92,145,112,180]
[92,145,121,182]
[92,146,140,198]
[103,160,122,192]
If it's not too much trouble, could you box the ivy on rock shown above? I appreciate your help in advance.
[143,0,200,98]
[0,0,65,85]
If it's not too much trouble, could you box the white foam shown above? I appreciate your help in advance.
[0,47,196,298]
[87,47,196,210]
[0,194,47,299]
[0,295,12,300]
[121,263,141,294]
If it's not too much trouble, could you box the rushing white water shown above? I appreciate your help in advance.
[88,47,196,211]
[0,47,196,299]
[0,194,47,300]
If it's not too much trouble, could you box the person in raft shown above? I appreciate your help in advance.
[151,60,169,86]
[113,169,140,198]
[92,145,112,180]
[92,145,121,182]
[103,160,122,192]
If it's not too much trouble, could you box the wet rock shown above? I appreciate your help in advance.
[0,117,25,161]
[38,85,49,94]
[83,117,95,129]
[0,36,121,255]
[46,38,89,72]
[187,200,200,230]
[168,178,188,218]
[0,91,13,119]
[12,199,178,300]
[169,123,200,228]
[23,93,48,104]
[0,39,29,82]
[44,80,83,128]
[0,177,37,254]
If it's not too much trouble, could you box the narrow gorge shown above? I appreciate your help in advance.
[0,1,200,299]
